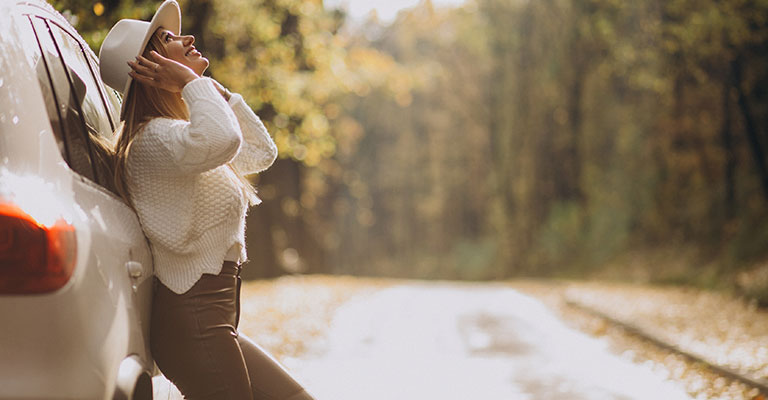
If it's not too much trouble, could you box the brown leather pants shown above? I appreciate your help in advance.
[150,262,315,400]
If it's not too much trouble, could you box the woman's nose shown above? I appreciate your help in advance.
[182,35,195,46]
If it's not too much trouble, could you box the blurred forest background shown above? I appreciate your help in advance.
[53,0,768,298]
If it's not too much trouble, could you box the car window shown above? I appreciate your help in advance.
[46,21,118,192]
[89,56,123,125]
[15,15,68,161]
[104,87,123,125]
[84,48,121,135]
[47,22,114,143]
[29,16,97,182]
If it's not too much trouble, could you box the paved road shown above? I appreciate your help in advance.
[284,282,693,400]
[155,282,694,399]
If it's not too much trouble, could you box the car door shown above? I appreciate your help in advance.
[18,9,154,370]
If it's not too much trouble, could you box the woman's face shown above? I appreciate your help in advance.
[156,29,209,75]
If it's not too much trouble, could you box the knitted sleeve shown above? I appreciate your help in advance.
[227,93,278,176]
[143,77,243,175]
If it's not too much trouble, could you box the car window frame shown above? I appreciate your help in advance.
[24,14,123,195]
[84,51,122,131]
[28,15,98,182]
[49,22,119,135]
[22,14,72,167]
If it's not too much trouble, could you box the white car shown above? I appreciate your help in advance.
[0,1,155,399]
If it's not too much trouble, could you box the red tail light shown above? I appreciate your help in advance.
[0,202,77,294]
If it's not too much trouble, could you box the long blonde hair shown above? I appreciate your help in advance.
[113,33,257,206]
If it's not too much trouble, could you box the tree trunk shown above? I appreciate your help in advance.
[733,56,768,200]
[564,61,585,203]
[243,159,328,279]
[243,198,280,280]
[722,68,736,218]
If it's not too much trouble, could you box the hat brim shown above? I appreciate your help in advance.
[119,0,181,119]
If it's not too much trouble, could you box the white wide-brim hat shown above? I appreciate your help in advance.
[98,0,181,119]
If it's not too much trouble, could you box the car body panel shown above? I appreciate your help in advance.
[0,1,155,398]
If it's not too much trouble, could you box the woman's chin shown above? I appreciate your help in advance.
[193,58,209,76]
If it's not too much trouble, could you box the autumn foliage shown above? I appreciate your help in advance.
[53,0,768,290]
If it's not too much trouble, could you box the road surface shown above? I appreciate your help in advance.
[155,282,693,399]
[284,282,693,400]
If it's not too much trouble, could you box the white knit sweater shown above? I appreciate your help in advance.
[126,77,277,294]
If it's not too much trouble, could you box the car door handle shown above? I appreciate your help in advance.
[126,261,143,278]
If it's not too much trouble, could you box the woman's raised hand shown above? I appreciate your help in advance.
[127,50,198,93]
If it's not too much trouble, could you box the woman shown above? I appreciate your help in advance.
[98,2,315,399]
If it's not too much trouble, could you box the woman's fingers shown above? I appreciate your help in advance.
[128,60,154,75]
[147,50,169,65]
[131,51,198,92]
[136,54,161,71]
